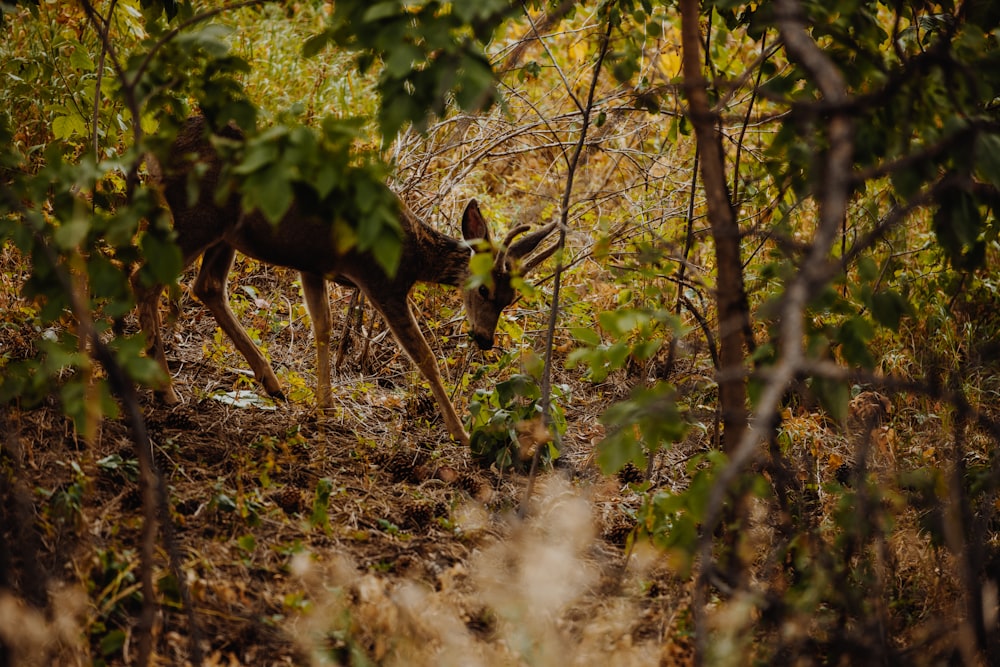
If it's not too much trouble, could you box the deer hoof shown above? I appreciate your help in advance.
[156,388,180,405]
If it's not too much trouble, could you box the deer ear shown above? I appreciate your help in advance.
[461,200,491,243]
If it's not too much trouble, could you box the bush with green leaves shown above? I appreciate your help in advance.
[467,373,567,471]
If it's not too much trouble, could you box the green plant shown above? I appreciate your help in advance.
[87,548,141,665]
[467,373,566,471]
[566,307,690,473]
[568,307,680,383]
[96,453,140,483]
[310,477,334,533]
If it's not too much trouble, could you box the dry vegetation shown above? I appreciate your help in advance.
[2,251,704,665]
[1,1,998,665]
[0,240,982,664]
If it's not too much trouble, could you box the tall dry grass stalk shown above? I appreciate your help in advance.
[289,477,666,666]
[0,586,86,666]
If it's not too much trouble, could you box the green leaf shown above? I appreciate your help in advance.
[596,429,644,474]
[53,218,89,249]
[115,336,165,386]
[933,186,986,268]
[215,493,237,512]
[385,43,423,78]
[371,226,402,277]
[667,117,679,143]
[177,23,233,57]
[69,46,95,71]
[565,347,591,371]
[856,255,878,282]
[311,478,334,529]
[606,340,631,368]
[52,114,87,140]
[467,252,494,288]
[599,308,649,336]
[570,327,602,346]
[632,338,662,360]
[251,166,295,224]
[237,534,256,552]
[455,54,495,111]
[598,383,687,473]
[99,630,126,657]
[975,134,1000,187]
[836,316,875,368]
[871,290,911,330]
[363,2,400,22]
[88,255,130,314]
[140,232,183,285]
[497,374,541,403]
[686,466,718,521]
[812,376,850,423]
[302,31,332,58]
[313,163,339,199]
[233,137,281,175]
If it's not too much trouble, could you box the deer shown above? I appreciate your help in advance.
[136,115,558,445]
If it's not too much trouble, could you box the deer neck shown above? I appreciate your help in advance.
[400,208,470,288]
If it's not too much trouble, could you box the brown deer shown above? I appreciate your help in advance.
[137,116,558,445]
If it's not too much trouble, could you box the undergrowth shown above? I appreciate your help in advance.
[1,0,998,665]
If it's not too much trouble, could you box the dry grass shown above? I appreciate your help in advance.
[1,244,974,664]
[0,208,708,663]
[2,2,995,665]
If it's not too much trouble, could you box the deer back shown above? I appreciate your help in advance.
[156,117,354,279]
[156,116,559,347]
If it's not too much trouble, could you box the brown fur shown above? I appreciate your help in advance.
[137,116,557,444]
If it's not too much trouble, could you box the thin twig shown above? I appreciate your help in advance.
[76,2,210,662]
[90,0,119,161]
[520,8,613,518]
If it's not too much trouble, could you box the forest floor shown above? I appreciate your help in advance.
[4,261,709,666]
[2,250,976,667]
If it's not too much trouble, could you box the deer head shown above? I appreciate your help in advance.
[458,200,559,350]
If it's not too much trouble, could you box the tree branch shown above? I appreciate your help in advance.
[520,8,612,517]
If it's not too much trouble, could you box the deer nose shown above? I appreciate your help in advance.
[472,332,495,350]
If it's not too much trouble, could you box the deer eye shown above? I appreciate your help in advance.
[478,285,490,299]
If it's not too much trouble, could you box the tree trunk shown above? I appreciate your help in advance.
[678,0,750,454]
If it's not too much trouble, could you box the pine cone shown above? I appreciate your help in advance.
[122,484,143,511]
[275,487,304,515]
[617,462,645,485]
[456,472,484,497]
[382,449,429,483]
[164,410,195,430]
[405,393,437,420]
[401,501,434,530]
[175,498,200,516]
[849,391,892,430]
[602,515,637,547]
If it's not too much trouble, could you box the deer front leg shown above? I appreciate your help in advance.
[194,243,285,399]
[300,271,332,409]
[372,296,470,445]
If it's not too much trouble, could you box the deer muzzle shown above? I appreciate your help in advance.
[472,331,495,350]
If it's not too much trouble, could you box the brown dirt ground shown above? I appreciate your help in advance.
[2,260,707,665]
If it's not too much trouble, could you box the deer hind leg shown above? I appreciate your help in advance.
[133,274,179,403]
[300,271,332,409]
[370,295,470,445]
[133,221,221,404]
[193,243,285,399]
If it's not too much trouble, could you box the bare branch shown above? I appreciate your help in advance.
[521,9,613,516]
